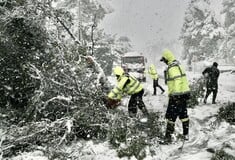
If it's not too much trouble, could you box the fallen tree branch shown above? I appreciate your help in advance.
[55,16,80,45]
[1,118,71,157]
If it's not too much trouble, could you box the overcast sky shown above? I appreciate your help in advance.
[99,0,190,52]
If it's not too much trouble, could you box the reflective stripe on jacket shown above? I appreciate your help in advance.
[166,61,190,96]
[108,74,143,100]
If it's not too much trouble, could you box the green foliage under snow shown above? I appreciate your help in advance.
[0,0,113,158]
[188,77,206,107]
[109,111,165,160]
[217,102,235,125]
[0,0,161,159]
[211,149,235,160]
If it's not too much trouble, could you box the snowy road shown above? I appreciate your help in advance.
[141,71,235,160]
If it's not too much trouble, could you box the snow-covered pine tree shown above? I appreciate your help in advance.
[114,36,133,55]
[94,30,118,75]
[55,0,120,75]
[0,0,54,117]
[0,0,110,134]
[219,0,235,64]
[0,0,113,156]
[180,0,224,69]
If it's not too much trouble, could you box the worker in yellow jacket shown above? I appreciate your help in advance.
[160,49,191,144]
[107,66,149,118]
[147,64,165,95]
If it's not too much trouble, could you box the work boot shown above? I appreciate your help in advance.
[177,133,189,141]
[129,112,137,118]
[140,106,149,117]
[212,92,217,104]
[182,120,189,136]
[160,122,175,144]
[160,134,172,145]
[183,134,189,141]
[203,99,207,104]
[153,88,156,95]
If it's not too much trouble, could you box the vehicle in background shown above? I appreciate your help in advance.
[121,52,147,82]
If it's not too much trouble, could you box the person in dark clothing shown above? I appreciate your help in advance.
[202,62,220,104]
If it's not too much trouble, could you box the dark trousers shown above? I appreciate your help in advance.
[128,89,148,117]
[204,84,218,103]
[165,94,189,136]
[153,79,165,95]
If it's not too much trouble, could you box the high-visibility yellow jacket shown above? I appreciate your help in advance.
[148,64,158,80]
[108,74,143,100]
[162,49,190,96]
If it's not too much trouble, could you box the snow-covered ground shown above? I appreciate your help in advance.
[140,67,235,160]
[8,66,235,160]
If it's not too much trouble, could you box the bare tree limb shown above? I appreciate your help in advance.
[55,16,80,45]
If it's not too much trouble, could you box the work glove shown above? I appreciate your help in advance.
[184,93,191,100]
[104,97,120,109]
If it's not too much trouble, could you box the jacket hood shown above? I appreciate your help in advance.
[113,66,124,76]
[162,49,176,63]
[149,64,155,70]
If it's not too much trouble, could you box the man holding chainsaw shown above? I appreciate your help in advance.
[106,66,149,118]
